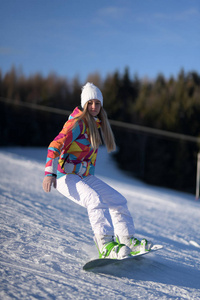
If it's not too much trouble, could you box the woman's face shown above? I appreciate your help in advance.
[87,99,101,117]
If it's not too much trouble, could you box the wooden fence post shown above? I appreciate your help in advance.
[196,152,200,199]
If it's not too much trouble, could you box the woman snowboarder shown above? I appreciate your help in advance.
[43,82,152,259]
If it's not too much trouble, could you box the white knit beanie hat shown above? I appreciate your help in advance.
[81,82,103,108]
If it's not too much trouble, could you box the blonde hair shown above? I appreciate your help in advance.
[74,104,116,153]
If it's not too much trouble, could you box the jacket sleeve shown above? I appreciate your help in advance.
[44,119,85,176]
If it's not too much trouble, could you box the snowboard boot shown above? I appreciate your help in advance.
[94,235,132,259]
[117,236,153,255]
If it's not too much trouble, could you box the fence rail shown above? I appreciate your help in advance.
[1,97,200,143]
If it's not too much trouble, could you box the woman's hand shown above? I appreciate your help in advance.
[43,176,57,193]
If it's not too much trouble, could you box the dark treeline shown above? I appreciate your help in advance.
[1,66,200,194]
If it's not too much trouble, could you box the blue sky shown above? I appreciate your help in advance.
[0,0,200,82]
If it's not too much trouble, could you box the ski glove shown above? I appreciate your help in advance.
[43,176,57,193]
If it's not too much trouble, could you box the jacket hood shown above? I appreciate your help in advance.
[68,106,82,120]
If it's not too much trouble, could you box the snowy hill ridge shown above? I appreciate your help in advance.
[0,147,200,299]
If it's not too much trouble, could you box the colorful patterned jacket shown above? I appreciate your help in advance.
[44,107,101,179]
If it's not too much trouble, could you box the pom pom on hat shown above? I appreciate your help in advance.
[81,82,103,108]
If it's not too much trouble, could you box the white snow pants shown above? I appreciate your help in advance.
[57,174,135,236]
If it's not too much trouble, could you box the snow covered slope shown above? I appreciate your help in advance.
[0,147,200,299]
